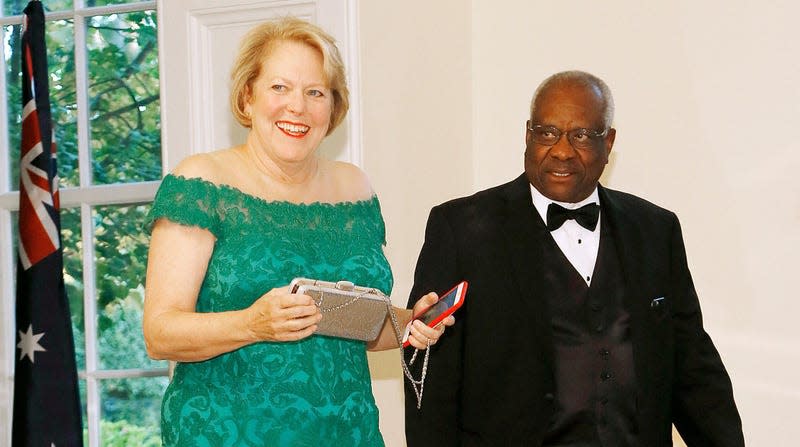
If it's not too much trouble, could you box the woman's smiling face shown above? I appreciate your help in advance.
[245,39,332,164]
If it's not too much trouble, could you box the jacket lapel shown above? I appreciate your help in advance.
[499,174,555,364]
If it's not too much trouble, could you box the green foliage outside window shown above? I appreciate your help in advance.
[85,419,163,447]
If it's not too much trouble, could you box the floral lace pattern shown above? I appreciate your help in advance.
[149,175,393,447]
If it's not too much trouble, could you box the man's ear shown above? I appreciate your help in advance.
[525,120,533,146]
[604,128,616,156]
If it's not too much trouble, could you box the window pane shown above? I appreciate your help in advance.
[62,206,85,370]
[1,0,74,16]
[78,379,89,439]
[89,0,138,7]
[43,0,74,14]
[4,23,21,191]
[50,20,80,187]
[93,203,164,370]
[1,0,38,17]
[100,377,167,446]
[87,11,161,185]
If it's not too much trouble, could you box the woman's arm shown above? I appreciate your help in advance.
[143,219,321,362]
[367,293,454,351]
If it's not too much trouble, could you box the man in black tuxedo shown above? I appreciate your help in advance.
[404,71,744,447]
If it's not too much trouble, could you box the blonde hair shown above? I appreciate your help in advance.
[230,17,349,136]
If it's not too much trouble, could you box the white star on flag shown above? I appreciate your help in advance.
[17,324,46,363]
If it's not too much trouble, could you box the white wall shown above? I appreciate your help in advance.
[360,0,799,445]
[359,2,472,445]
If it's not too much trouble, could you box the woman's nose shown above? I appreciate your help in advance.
[286,91,306,114]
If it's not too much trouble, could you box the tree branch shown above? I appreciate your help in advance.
[91,94,159,123]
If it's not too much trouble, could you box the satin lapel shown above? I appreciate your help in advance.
[598,186,653,387]
[500,175,555,362]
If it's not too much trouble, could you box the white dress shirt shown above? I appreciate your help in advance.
[530,186,601,286]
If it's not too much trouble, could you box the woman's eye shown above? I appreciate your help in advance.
[271,84,287,92]
[307,89,324,97]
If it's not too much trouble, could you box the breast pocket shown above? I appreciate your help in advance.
[649,296,669,321]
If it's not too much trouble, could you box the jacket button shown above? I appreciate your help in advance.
[544,393,554,401]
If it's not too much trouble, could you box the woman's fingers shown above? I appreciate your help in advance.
[407,317,455,349]
[248,287,321,341]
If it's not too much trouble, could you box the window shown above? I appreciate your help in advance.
[0,1,165,445]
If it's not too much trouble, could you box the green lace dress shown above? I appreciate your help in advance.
[149,175,393,447]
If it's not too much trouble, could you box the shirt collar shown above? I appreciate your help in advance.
[530,184,600,226]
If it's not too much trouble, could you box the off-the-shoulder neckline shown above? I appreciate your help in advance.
[164,174,379,209]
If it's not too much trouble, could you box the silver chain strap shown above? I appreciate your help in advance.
[370,288,429,410]
[311,283,430,409]
[315,289,361,312]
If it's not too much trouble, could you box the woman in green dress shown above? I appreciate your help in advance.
[142,17,452,447]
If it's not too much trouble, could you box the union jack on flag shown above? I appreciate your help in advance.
[13,1,83,445]
[17,35,60,270]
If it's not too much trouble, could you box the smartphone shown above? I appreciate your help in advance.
[402,280,468,348]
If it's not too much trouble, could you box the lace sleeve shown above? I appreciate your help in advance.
[148,174,220,235]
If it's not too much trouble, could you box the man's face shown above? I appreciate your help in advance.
[524,82,616,203]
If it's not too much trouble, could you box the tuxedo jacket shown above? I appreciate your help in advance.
[405,174,743,447]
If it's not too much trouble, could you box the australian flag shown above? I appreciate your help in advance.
[13,1,83,445]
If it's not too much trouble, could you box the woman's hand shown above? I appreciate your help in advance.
[405,292,456,350]
[246,286,322,342]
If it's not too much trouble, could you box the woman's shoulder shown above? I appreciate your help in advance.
[324,160,375,203]
[171,147,242,184]
[150,149,243,232]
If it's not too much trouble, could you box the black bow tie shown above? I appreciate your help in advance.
[546,202,600,231]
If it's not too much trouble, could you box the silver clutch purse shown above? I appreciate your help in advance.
[289,278,389,341]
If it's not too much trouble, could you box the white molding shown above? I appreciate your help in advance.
[345,0,362,167]
[0,193,16,210]
[156,0,170,176]
[0,209,14,447]
[0,1,158,26]
[59,181,161,207]
[160,0,360,167]
[0,181,160,210]
[81,201,100,447]
[187,1,315,154]
[74,14,92,188]
[0,25,9,193]
[316,0,362,166]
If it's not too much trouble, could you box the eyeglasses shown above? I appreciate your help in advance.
[527,123,610,150]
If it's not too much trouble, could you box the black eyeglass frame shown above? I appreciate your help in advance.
[527,123,611,150]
